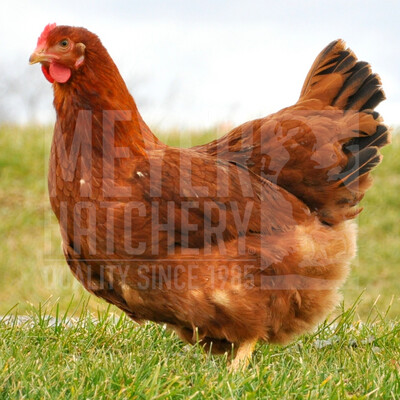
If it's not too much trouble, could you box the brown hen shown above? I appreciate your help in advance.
[30,24,390,370]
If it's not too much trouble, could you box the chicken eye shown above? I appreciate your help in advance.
[59,39,69,48]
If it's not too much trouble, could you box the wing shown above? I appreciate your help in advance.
[120,147,311,258]
[195,40,390,225]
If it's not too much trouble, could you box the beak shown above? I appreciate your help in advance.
[29,50,44,65]
[29,49,58,65]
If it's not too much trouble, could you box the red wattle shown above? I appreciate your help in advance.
[41,65,54,83]
[49,62,71,83]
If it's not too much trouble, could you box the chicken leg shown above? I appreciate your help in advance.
[229,338,258,372]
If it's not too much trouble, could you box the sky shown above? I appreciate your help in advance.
[0,0,399,129]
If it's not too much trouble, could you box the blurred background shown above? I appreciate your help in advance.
[1,0,400,128]
[0,0,399,318]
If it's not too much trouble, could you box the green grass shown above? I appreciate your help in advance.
[0,298,399,399]
[0,124,399,398]
[341,129,400,318]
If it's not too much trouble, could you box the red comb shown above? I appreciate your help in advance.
[37,23,57,47]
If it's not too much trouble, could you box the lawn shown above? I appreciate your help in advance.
[0,299,399,399]
[0,124,399,398]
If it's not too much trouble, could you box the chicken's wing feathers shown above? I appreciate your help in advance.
[131,148,310,244]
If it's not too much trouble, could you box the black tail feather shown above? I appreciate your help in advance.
[336,146,382,186]
[344,123,390,153]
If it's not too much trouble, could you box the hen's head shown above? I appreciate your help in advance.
[29,23,99,84]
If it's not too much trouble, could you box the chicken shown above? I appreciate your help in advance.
[29,24,390,370]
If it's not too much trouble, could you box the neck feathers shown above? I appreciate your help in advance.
[52,42,160,152]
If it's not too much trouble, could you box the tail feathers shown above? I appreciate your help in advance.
[319,120,390,224]
[299,39,386,111]
[343,124,390,154]
[338,112,390,190]
[320,118,391,224]
[335,146,381,186]
[297,39,390,224]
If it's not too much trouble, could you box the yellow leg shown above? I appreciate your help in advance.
[229,339,258,372]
